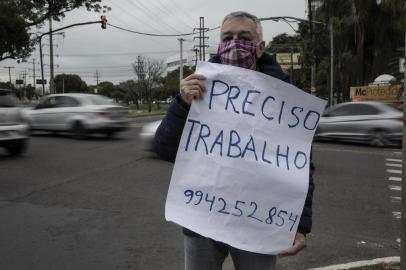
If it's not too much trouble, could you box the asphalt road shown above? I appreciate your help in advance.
[0,117,402,270]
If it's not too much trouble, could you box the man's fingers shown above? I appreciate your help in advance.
[184,74,206,81]
[182,79,206,92]
[278,234,306,257]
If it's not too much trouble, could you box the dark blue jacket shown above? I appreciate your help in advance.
[154,53,315,236]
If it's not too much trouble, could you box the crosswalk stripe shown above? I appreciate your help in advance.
[386,163,402,168]
[387,169,402,174]
[391,196,401,203]
[389,185,402,191]
[386,158,402,163]
[389,177,402,182]
[392,212,401,219]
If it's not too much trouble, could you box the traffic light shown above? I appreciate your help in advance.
[100,15,107,29]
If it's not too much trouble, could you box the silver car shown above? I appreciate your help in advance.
[315,101,402,146]
[26,93,129,139]
[0,89,29,155]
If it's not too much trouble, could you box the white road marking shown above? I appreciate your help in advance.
[391,196,401,203]
[387,169,402,174]
[389,177,402,182]
[385,163,402,168]
[385,158,402,163]
[392,211,401,219]
[308,257,400,270]
[389,185,402,191]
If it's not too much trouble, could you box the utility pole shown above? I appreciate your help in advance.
[95,70,100,86]
[134,56,145,103]
[32,59,36,88]
[290,47,294,84]
[3,66,14,87]
[178,38,184,88]
[308,0,316,95]
[194,17,209,61]
[193,48,199,66]
[49,18,55,94]
[329,19,334,107]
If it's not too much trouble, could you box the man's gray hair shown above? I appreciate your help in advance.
[222,11,263,40]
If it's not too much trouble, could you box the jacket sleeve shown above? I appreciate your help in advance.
[153,95,190,163]
[297,153,315,235]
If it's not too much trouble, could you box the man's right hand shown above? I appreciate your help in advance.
[180,74,206,105]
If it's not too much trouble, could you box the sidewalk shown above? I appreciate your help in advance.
[222,256,400,270]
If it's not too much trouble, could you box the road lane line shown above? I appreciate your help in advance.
[389,177,402,182]
[387,169,402,174]
[389,185,402,191]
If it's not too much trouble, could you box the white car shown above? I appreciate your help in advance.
[0,89,29,155]
[26,93,129,139]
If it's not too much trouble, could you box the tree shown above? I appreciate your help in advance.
[133,56,165,112]
[312,0,405,101]
[162,66,194,99]
[54,74,87,93]
[0,0,109,61]
[94,81,116,99]
[117,80,142,108]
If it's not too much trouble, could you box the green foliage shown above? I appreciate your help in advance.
[268,0,405,102]
[161,66,194,98]
[266,33,302,53]
[54,74,88,93]
[0,0,108,61]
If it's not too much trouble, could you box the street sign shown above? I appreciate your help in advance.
[36,79,47,85]
[350,84,403,102]
[15,79,24,85]
[400,57,405,73]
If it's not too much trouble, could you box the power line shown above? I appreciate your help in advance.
[107,23,217,37]
[129,0,183,34]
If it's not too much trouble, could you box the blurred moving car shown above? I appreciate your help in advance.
[315,101,402,146]
[0,89,29,155]
[139,120,161,149]
[26,93,129,139]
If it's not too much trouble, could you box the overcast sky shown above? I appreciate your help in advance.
[1,0,308,88]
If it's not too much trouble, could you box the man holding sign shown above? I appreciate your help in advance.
[154,11,325,270]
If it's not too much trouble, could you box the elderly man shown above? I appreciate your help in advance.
[154,11,314,270]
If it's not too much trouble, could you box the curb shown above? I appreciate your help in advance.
[308,257,400,270]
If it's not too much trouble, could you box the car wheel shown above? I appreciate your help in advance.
[71,121,87,140]
[6,140,27,156]
[369,130,388,147]
[105,131,116,138]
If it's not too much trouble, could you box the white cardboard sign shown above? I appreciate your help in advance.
[165,61,326,254]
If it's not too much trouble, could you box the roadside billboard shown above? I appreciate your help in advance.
[275,53,301,70]
[350,84,403,102]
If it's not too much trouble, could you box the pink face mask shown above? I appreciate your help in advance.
[217,39,258,69]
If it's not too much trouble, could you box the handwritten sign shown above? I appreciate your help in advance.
[165,61,326,254]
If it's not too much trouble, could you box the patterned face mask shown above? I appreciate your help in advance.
[217,39,258,69]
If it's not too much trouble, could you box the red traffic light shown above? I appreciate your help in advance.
[100,15,107,29]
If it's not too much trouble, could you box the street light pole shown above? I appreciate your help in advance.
[178,38,184,89]
[329,19,334,106]
[259,16,333,104]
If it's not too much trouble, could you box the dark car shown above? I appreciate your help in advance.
[0,89,29,155]
[315,101,402,147]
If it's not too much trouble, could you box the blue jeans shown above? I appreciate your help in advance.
[184,235,277,270]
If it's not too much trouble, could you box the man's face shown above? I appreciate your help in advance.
[220,17,265,59]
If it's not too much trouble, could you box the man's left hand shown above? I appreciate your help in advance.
[278,232,306,257]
